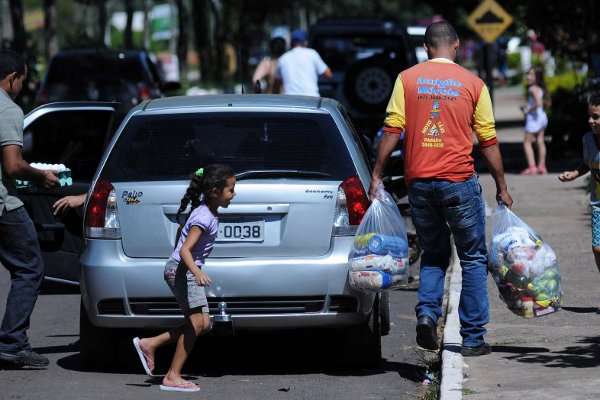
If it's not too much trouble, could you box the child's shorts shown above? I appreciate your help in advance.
[164,258,209,314]
[592,205,600,248]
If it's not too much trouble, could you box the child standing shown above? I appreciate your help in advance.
[132,164,236,392]
[520,67,549,175]
[559,94,600,278]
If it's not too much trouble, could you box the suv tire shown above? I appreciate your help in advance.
[343,55,397,114]
[79,301,117,369]
[343,294,382,368]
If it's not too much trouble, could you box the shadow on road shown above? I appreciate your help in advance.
[53,331,425,381]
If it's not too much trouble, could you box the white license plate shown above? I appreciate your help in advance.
[217,221,265,242]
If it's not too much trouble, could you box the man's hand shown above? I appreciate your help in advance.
[496,188,513,208]
[558,170,579,182]
[369,176,383,201]
[53,194,86,215]
[41,170,59,189]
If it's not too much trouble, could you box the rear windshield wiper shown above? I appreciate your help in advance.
[235,170,332,180]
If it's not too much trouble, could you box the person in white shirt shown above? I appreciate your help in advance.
[276,29,332,96]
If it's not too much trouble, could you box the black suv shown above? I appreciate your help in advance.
[310,18,417,136]
[35,49,178,112]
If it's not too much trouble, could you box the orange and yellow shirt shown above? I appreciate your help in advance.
[383,58,497,184]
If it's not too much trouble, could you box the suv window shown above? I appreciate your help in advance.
[102,112,356,182]
[313,35,407,71]
[23,110,114,181]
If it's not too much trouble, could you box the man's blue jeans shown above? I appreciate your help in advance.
[0,207,44,353]
[408,175,489,347]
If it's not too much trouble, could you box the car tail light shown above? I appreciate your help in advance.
[85,179,121,239]
[138,84,152,100]
[333,176,370,236]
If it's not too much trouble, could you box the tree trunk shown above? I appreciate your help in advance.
[97,0,108,47]
[142,0,152,49]
[8,0,26,53]
[174,0,189,80]
[43,0,58,61]
[124,0,134,49]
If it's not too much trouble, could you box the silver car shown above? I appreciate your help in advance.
[78,95,388,367]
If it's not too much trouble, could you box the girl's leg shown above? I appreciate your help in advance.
[536,130,547,173]
[138,326,185,371]
[162,312,210,387]
[521,133,537,174]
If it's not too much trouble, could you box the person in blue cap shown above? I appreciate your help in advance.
[275,29,332,96]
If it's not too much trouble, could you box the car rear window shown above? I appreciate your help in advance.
[46,54,149,85]
[313,35,407,71]
[102,112,357,181]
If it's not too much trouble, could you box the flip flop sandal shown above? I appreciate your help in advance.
[159,382,200,392]
[132,337,155,377]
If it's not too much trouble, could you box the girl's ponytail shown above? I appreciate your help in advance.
[174,170,205,245]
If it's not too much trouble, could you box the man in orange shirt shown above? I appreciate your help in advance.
[370,21,512,357]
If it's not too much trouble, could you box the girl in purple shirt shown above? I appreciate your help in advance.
[133,164,236,392]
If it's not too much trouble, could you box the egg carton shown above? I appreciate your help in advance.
[15,163,72,188]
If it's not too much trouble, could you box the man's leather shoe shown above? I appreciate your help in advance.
[416,315,439,350]
[0,350,49,367]
[461,343,491,357]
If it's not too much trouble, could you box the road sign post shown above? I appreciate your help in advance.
[467,0,513,105]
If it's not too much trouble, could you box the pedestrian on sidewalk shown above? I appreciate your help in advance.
[559,94,600,292]
[370,21,513,356]
[275,29,332,96]
[0,50,59,368]
[520,67,549,175]
[133,165,236,392]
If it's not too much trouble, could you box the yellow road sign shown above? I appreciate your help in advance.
[467,0,513,43]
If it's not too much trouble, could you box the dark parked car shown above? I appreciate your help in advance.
[35,49,178,112]
[310,18,417,136]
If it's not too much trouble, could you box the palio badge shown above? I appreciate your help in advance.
[122,190,143,205]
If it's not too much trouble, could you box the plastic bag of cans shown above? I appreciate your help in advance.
[489,204,561,318]
[348,186,409,292]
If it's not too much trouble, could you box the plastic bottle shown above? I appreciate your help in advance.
[521,296,534,318]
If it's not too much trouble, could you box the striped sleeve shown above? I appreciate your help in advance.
[383,75,405,135]
[473,85,497,147]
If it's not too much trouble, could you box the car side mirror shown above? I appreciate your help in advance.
[161,81,181,93]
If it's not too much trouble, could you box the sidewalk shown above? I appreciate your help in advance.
[463,174,600,400]
[439,84,600,399]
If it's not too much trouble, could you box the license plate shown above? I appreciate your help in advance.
[217,221,265,242]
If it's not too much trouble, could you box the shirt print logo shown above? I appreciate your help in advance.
[421,100,445,148]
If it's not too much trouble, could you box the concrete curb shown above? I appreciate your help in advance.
[440,249,463,400]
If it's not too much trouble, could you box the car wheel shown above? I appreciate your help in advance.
[79,300,117,369]
[343,294,382,368]
[343,55,398,114]
[379,291,391,336]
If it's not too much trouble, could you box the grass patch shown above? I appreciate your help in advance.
[463,388,477,396]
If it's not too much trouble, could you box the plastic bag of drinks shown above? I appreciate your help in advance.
[348,185,409,292]
[489,204,561,318]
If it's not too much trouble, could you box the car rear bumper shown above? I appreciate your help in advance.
[81,238,374,329]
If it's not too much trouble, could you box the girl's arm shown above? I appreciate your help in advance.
[522,87,542,113]
[179,226,212,286]
[559,163,589,182]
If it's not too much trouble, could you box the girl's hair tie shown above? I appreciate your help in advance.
[195,168,204,177]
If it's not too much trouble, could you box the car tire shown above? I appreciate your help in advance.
[379,291,391,336]
[343,55,398,114]
[79,300,117,369]
[343,294,382,368]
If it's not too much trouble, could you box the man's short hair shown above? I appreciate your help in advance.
[0,50,26,81]
[589,93,600,107]
[424,21,459,49]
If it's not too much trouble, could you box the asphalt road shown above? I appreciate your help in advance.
[0,275,425,400]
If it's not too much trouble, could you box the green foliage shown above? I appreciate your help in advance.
[507,52,521,70]
[546,71,585,95]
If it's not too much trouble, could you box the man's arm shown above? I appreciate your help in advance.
[479,143,513,207]
[321,68,333,79]
[369,76,406,199]
[2,145,58,188]
[473,84,513,207]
